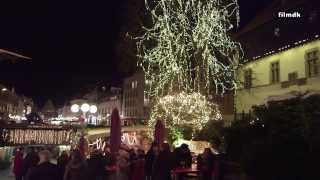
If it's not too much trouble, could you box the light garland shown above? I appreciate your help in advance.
[136,0,240,140]
[137,0,242,97]
[249,34,320,62]
[148,92,222,137]
[1,128,73,145]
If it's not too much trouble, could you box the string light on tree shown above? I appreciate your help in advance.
[136,0,241,140]
[137,0,242,97]
[148,92,222,138]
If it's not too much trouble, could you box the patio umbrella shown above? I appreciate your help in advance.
[110,108,121,154]
[154,119,165,145]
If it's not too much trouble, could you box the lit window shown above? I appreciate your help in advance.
[306,49,319,77]
[270,61,280,83]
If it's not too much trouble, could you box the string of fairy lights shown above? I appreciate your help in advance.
[0,128,73,145]
[137,0,242,97]
[137,0,241,139]
[149,92,222,137]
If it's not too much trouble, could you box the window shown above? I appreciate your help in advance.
[306,49,319,77]
[270,61,280,83]
[131,81,138,89]
[135,81,138,88]
[244,69,253,89]
[288,72,298,82]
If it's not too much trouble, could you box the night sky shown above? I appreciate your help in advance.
[0,0,272,107]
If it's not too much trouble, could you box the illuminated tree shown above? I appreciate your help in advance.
[137,0,242,140]
[137,0,242,96]
[150,92,222,141]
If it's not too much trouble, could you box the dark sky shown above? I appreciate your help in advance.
[0,0,272,107]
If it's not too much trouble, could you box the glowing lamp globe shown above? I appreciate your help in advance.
[89,105,97,113]
[80,103,90,113]
[71,104,80,113]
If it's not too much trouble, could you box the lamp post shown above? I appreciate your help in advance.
[71,103,98,125]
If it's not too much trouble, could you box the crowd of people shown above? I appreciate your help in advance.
[11,142,219,180]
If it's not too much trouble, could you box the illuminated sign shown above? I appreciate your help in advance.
[121,132,139,146]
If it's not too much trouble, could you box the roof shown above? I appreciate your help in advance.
[233,0,320,62]
[234,0,307,38]
[0,49,31,60]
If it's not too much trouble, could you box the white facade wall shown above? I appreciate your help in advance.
[236,39,320,113]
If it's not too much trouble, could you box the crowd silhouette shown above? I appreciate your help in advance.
[12,142,220,180]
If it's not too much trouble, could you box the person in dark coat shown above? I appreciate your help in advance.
[153,143,173,180]
[145,142,159,180]
[25,150,58,180]
[87,150,106,180]
[21,147,39,179]
[179,144,192,167]
[131,149,145,180]
[13,148,24,180]
[198,148,216,180]
[64,149,88,180]
[57,151,69,180]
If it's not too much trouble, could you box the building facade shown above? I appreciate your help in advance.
[98,87,122,126]
[41,99,57,121]
[122,72,149,125]
[0,84,33,122]
[235,0,320,113]
[0,49,32,122]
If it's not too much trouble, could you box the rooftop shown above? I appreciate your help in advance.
[0,49,31,61]
[234,0,320,62]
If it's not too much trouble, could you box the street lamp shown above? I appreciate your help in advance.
[89,105,97,114]
[71,104,80,113]
[80,103,90,113]
[71,103,98,125]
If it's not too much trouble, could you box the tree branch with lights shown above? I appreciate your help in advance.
[137,0,242,142]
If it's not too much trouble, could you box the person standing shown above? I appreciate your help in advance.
[21,147,39,179]
[153,143,173,180]
[64,149,88,180]
[198,148,216,180]
[145,142,159,180]
[131,149,145,180]
[116,149,130,180]
[57,151,69,180]
[87,150,106,180]
[13,148,24,180]
[179,144,192,168]
[25,150,59,180]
